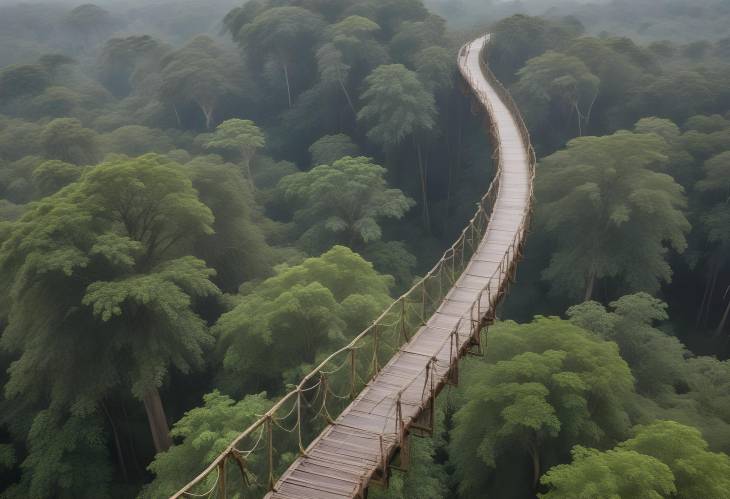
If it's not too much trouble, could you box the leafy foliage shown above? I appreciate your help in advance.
[450,316,634,496]
[279,156,414,249]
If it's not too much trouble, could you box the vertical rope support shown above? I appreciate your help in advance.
[399,298,407,344]
[297,390,306,456]
[266,416,275,492]
[349,347,357,399]
[372,325,380,376]
[218,458,227,499]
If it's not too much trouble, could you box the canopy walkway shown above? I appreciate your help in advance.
[172,33,535,499]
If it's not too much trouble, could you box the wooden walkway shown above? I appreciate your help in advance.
[263,34,533,499]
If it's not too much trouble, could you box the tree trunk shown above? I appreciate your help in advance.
[528,442,541,490]
[101,400,128,481]
[716,286,730,337]
[282,62,293,109]
[584,268,596,302]
[338,79,357,117]
[414,138,430,230]
[142,387,172,453]
[172,104,182,128]
[201,105,214,130]
[242,153,255,191]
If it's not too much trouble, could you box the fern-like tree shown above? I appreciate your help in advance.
[0,154,219,454]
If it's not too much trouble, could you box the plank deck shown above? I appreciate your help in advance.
[265,34,531,499]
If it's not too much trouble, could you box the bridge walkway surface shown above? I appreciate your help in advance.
[172,33,535,499]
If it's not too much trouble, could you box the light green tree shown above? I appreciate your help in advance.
[279,156,414,249]
[540,445,675,498]
[449,317,634,496]
[201,119,265,189]
[214,246,392,395]
[142,391,271,498]
[538,131,690,300]
[542,421,730,499]
[358,64,435,226]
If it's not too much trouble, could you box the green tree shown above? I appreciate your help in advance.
[201,119,265,189]
[160,36,242,129]
[622,421,730,499]
[239,6,325,108]
[2,410,112,499]
[99,125,175,157]
[40,118,100,166]
[696,151,730,335]
[31,159,83,197]
[187,156,272,292]
[414,45,453,94]
[538,131,690,300]
[316,42,356,115]
[358,64,435,226]
[215,246,392,395]
[540,445,675,498]
[0,154,219,454]
[0,64,49,102]
[142,391,271,498]
[568,293,687,397]
[279,156,414,249]
[542,421,730,499]
[449,316,634,496]
[514,51,599,137]
[308,134,360,166]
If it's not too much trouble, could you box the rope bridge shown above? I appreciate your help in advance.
[171,33,535,499]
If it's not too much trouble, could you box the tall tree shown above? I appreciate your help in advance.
[160,36,241,129]
[279,156,414,250]
[201,119,265,189]
[214,246,392,395]
[0,154,219,454]
[239,6,325,108]
[514,51,600,137]
[696,151,730,336]
[538,131,690,300]
[358,64,435,226]
[449,316,634,496]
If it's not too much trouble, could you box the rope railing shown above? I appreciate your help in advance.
[171,33,535,499]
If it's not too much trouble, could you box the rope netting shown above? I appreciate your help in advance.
[171,34,536,499]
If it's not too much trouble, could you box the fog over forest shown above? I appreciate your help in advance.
[1,0,730,497]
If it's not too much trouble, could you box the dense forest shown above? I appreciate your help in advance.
[0,0,729,497]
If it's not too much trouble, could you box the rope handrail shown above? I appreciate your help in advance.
[172,33,535,499]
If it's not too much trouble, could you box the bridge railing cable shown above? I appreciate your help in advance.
[171,34,535,499]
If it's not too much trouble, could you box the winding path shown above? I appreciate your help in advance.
[173,33,535,499]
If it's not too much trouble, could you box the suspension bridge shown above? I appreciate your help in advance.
[172,33,535,499]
